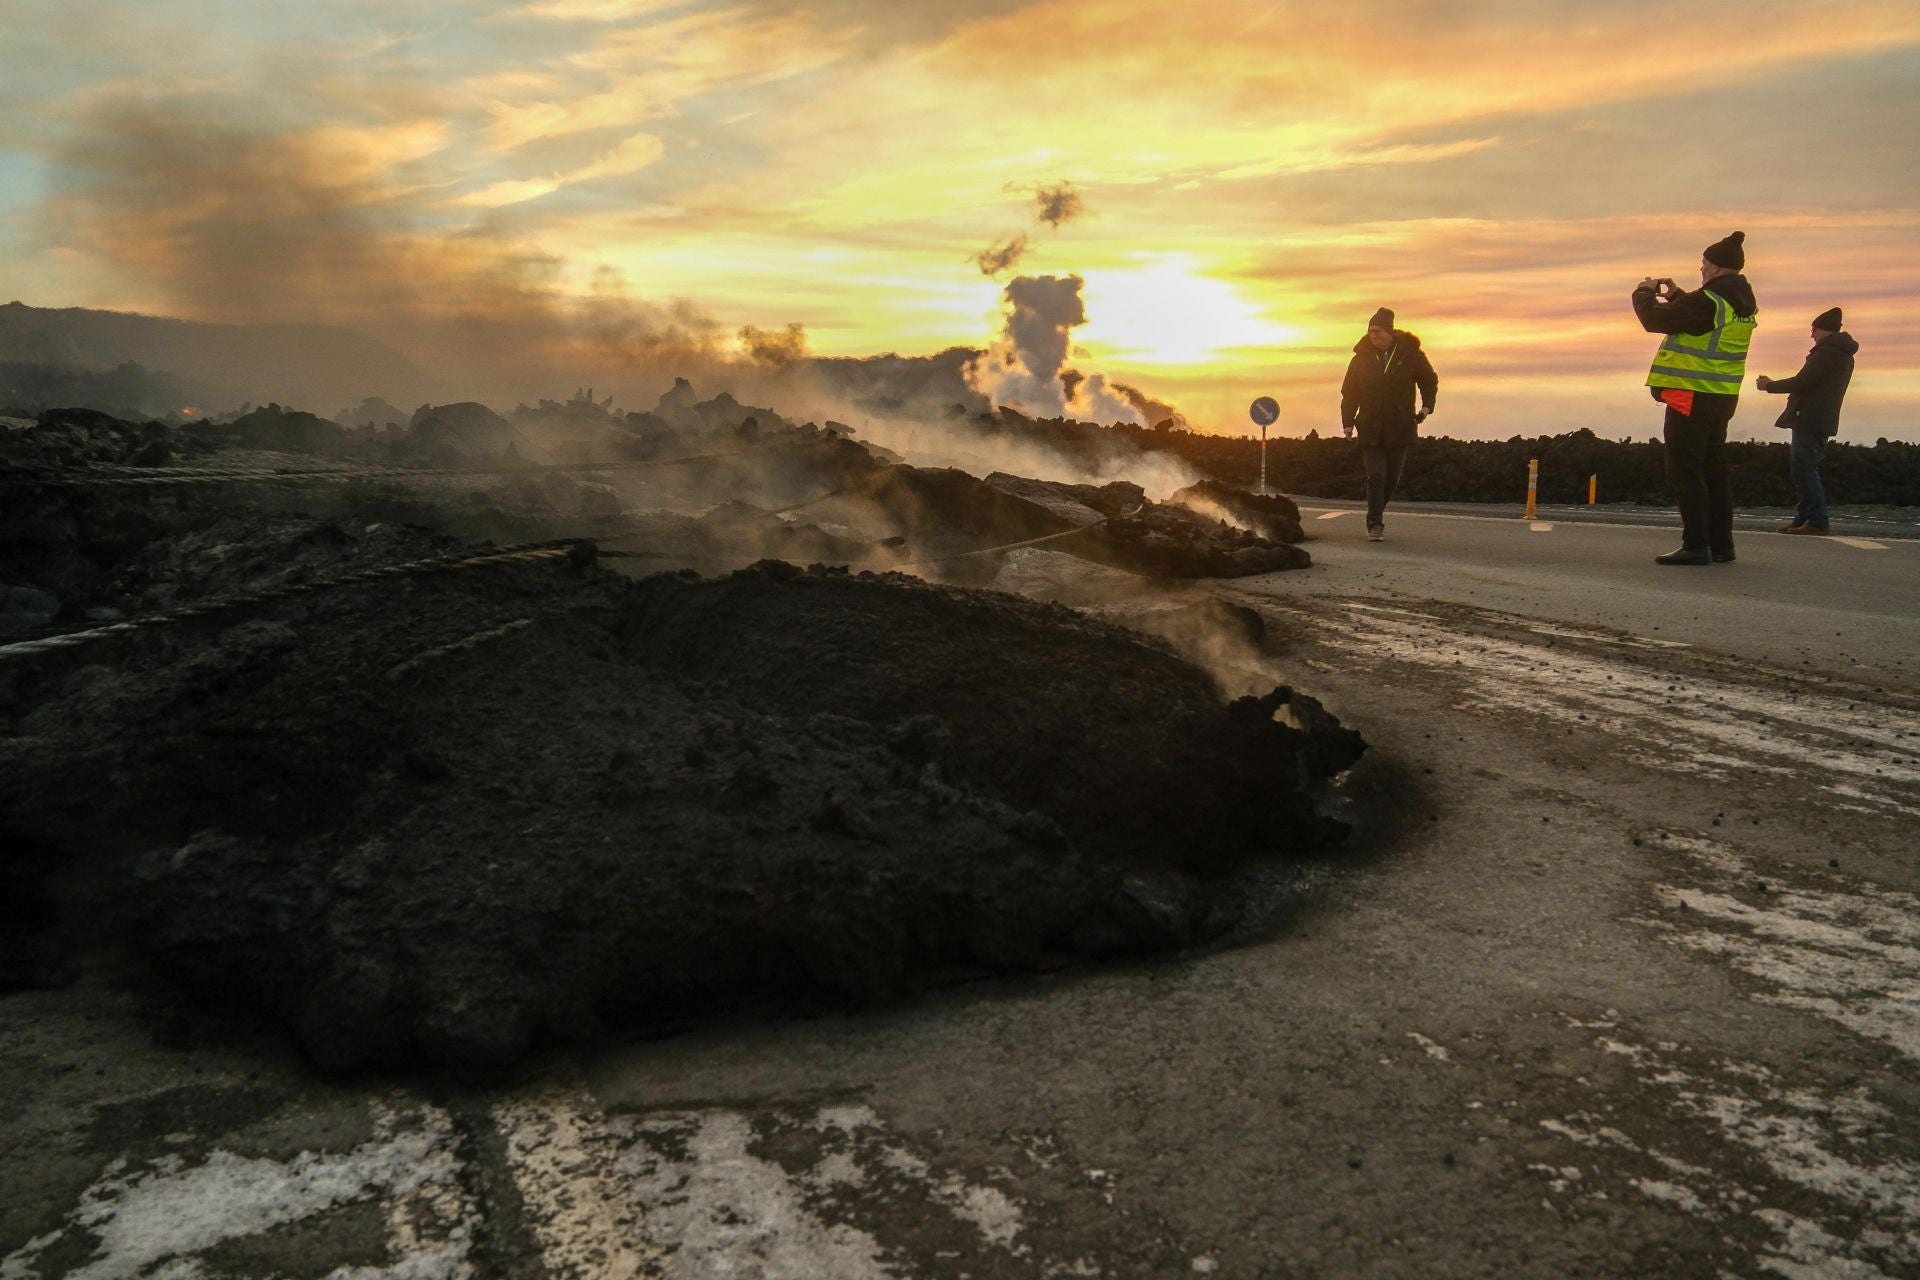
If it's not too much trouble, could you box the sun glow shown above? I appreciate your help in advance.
[1078,257,1297,368]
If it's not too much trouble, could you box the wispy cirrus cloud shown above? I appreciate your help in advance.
[480,7,859,150]
[508,0,693,20]
[454,131,666,207]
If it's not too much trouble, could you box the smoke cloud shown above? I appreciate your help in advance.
[1112,381,1186,429]
[1033,181,1084,228]
[739,322,811,368]
[966,274,1141,426]
[973,178,1088,278]
[37,90,745,409]
[974,234,1030,277]
[33,90,1183,481]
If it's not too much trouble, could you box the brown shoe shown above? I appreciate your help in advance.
[1777,522,1805,534]
[1784,524,1830,535]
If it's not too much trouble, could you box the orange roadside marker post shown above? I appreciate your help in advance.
[1525,459,1539,520]
[1589,474,1597,505]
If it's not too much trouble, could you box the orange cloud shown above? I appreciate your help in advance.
[14,0,1920,441]
[454,131,665,208]
[483,7,859,150]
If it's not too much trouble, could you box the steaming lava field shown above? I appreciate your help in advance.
[7,391,1920,1280]
[1,394,1351,1071]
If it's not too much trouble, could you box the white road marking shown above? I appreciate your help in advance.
[489,1097,1073,1278]
[5,1091,1125,1280]
[1830,537,1887,551]
[1316,510,1349,520]
[1521,621,1690,649]
[0,1096,476,1280]
[1530,522,1554,532]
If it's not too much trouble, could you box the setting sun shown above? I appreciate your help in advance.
[1,0,1915,438]
[1079,257,1298,369]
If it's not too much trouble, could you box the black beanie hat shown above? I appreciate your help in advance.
[1703,230,1745,270]
[1812,306,1842,331]
[1368,307,1395,330]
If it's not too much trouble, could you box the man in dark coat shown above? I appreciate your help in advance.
[1632,230,1757,565]
[1756,307,1857,535]
[1340,307,1437,541]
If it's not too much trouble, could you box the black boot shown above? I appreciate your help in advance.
[1655,547,1712,565]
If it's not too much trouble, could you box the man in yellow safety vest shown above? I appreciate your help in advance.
[1632,230,1757,565]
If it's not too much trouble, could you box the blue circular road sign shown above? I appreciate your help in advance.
[1249,396,1280,426]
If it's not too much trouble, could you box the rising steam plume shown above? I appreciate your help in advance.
[32,89,1179,477]
[966,274,1140,426]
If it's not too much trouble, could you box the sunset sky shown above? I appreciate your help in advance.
[3,0,1918,439]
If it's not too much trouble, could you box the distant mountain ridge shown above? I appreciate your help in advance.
[0,301,434,413]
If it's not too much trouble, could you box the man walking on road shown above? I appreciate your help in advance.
[1340,306,1437,542]
[1633,231,1757,565]
[1756,307,1856,536]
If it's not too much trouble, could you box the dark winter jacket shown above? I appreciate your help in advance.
[1340,330,1437,448]
[1762,331,1857,437]
[1632,273,1758,404]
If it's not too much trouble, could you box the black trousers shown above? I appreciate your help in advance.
[1662,397,1736,553]
[1362,445,1410,526]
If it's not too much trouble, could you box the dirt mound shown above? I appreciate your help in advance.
[403,401,534,463]
[801,468,1311,580]
[0,407,205,471]
[974,473,1310,578]
[2,534,1361,1072]
[591,501,890,576]
[222,404,352,455]
[620,563,1360,871]
[1169,481,1307,543]
[848,466,1074,555]
[985,473,1136,524]
[1083,505,1312,577]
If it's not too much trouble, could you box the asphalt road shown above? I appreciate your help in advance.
[4,507,1917,1279]
[1287,498,1919,689]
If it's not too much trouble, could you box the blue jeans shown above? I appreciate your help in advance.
[1790,428,1830,528]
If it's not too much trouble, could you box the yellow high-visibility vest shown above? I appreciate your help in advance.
[1647,290,1756,393]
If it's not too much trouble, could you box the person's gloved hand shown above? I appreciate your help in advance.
[1416,407,1432,423]
[1341,424,1354,439]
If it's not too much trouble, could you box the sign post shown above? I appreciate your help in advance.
[1249,397,1280,495]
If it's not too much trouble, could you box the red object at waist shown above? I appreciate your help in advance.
[1658,389,1695,416]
